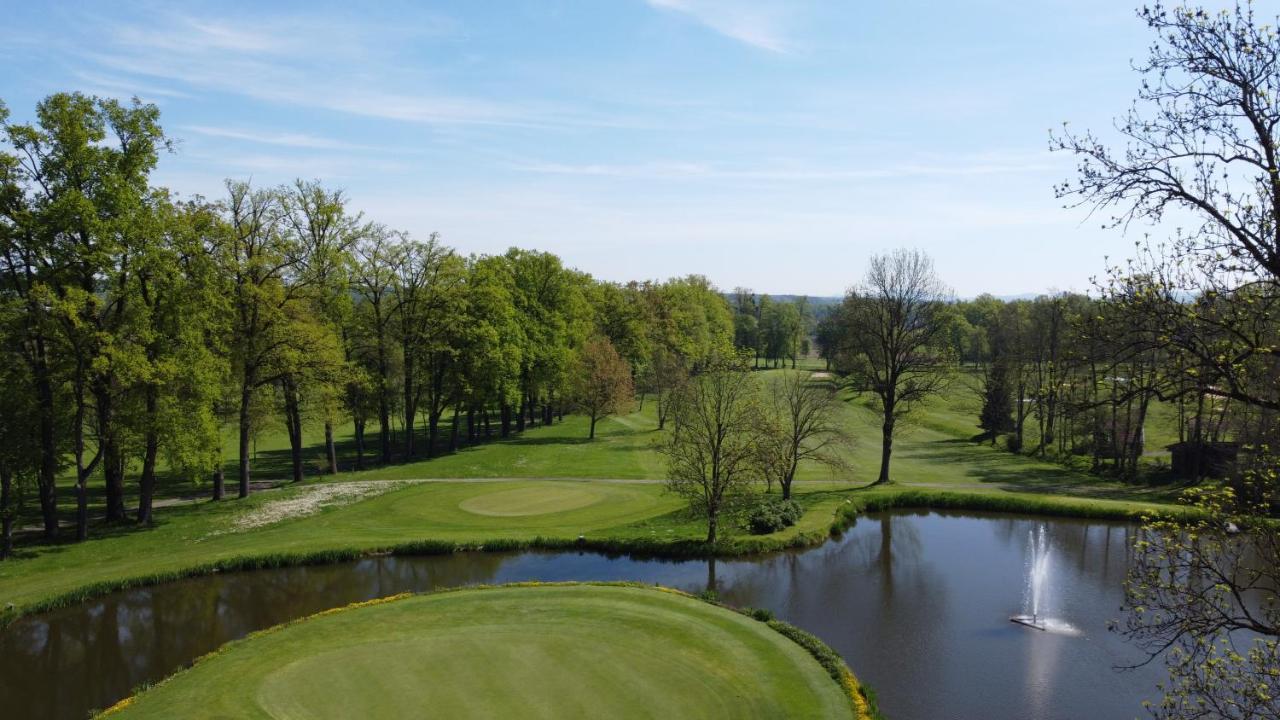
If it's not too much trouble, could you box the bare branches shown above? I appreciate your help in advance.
[834,249,953,484]
[659,352,760,543]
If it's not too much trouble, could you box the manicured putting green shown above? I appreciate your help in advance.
[457,484,605,516]
[107,584,855,719]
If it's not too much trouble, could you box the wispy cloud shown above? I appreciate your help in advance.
[73,71,192,100]
[71,9,634,130]
[513,151,1059,182]
[182,125,379,151]
[646,0,794,53]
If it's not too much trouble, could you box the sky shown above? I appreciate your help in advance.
[0,0,1211,296]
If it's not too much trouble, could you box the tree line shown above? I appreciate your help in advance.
[0,93,735,551]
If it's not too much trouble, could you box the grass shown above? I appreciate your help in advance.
[2,369,1194,623]
[102,583,861,720]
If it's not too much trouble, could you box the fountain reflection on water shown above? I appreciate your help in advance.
[1011,524,1081,635]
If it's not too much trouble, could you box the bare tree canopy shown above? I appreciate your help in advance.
[659,352,760,543]
[834,249,953,484]
[1056,4,1280,717]
[756,370,851,499]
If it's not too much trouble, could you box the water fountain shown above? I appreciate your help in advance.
[1010,524,1052,631]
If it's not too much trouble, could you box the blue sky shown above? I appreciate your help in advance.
[0,1,1200,296]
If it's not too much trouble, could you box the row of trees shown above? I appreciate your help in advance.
[729,289,814,369]
[0,92,735,552]
[958,290,1246,481]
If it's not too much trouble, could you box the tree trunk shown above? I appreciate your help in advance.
[35,364,58,540]
[324,421,338,474]
[876,415,895,484]
[589,415,597,439]
[1,463,13,559]
[501,403,511,437]
[354,419,366,471]
[137,387,160,525]
[377,317,392,464]
[212,465,225,501]
[73,373,92,542]
[238,377,253,498]
[96,383,127,523]
[449,409,460,452]
[427,412,439,459]
[283,378,304,484]
[403,347,416,458]
[705,510,718,544]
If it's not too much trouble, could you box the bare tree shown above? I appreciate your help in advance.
[835,249,953,484]
[659,352,759,543]
[757,370,851,499]
[1054,4,1280,717]
[1052,2,1280,414]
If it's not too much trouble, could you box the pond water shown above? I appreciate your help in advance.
[1,510,1165,720]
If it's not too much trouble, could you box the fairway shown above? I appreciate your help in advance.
[105,584,857,720]
[458,484,607,516]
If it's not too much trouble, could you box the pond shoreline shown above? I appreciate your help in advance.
[0,487,1189,629]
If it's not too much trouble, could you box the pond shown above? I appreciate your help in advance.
[0,509,1164,720]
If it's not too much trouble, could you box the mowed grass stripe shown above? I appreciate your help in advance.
[107,585,856,720]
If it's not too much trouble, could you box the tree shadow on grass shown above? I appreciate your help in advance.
[897,438,1187,503]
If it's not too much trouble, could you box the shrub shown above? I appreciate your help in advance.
[746,498,804,535]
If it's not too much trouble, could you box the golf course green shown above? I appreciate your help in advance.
[101,583,862,719]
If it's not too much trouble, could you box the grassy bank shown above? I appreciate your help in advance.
[101,583,870,720]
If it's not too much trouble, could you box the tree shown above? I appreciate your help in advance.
[835,249,952,484]
[0,93,169,537]
[350,225,402,464]
[645,344,688,430]
[215,180,327,497]
[756,370,850,499]
[659,352,760,543]
[978,358,1016,444]
[283,179,363,473]
[1053,2,1280,415]
[1054,4,1280,715]
[570,336,634,439]
[130,198,226,523]
[0,346,40,557]
[1119,486,1280,720]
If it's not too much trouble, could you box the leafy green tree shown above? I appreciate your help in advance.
[456,253,524,443]
[506,248,589,432]
[0,98,67,539]
[977,359,1015,444]
[0,345,40,557]
[1,92,168,537]
[350,225,403,463]
[283,179,364,473]
[214,180,324,496]
[570,336,634,439]
[130,198,227,523]
[392,233,460,456]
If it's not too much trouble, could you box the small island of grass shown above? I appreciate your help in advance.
[101,583,869,720]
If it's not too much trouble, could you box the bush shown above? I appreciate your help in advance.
[746,498,804,535]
